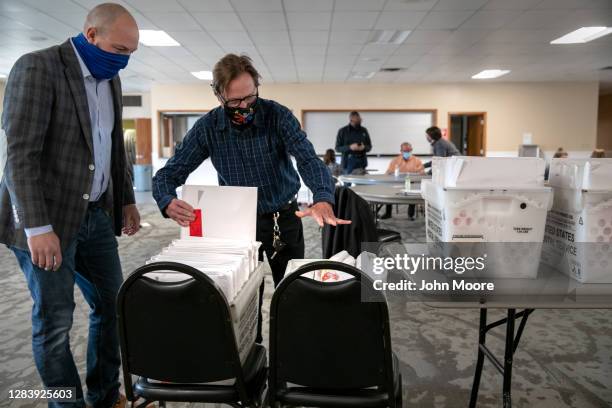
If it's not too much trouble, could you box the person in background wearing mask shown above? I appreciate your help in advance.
[152,54,350,344]
[335,111,372,174]
[423,126,460,170]
[382,142,424,220]
[0,3,140,407]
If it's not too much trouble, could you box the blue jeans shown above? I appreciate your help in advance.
[12,207,123,408]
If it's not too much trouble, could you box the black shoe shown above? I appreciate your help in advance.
[380,213,392,219]
[409,216,415,221]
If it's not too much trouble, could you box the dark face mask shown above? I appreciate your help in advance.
[224,95,258,129]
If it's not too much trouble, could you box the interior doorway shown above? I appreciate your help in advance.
[448,112,487,156]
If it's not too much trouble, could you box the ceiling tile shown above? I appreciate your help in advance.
[505,10,576,29]
[192,12,244,31]
[329,30,370,45]
[208,31,253,46]
[384,54,421,66]
[375,11,427,30]
[125,0,185,12]
[484,0,544,10]
[144,12,201,31]
[282,0,333,11]
[326,44,364,55]
[177,0,233,12]
[404,30,453,44]
[384,0,437,11]
[240,12,286,31]
[335,0,386,11]
[293,45,327,56]
[230,0,282,11]
[359,43,399,56]
[418,11,474,30]
[290,30,329,45]
[433,0,488,10]
[250,30,290,45]
[165,31,217,47]
[286,12,331,30]
[535,0,612,9]
[332,12,379,30]
[258,45,293,56]
[394,43,437,55]
[461,10,522,29]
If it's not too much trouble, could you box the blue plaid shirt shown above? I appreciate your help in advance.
[152,98,335,215]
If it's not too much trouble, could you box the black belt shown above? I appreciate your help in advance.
[259,200,297,219]
[88,200,104,209]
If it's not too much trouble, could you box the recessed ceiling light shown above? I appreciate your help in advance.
[191,71,213,80]
[351,71,375,79]
[369,30,411,45]
[551,27,612,44]
[139,30,180,46]
[471,69,510,79]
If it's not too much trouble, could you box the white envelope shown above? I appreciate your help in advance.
[170,238,262,272]
[180,185,258,241]
[158,251,249,289]
[144,261,237,301]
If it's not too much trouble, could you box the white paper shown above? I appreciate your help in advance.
[180,185,258,241]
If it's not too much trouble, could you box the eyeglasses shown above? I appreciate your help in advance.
[221,91,259,108]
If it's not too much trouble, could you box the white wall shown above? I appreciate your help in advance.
[150,81,599,187]
[122,92,151,119]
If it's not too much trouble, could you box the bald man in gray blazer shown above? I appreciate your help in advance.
[0,3,140,407]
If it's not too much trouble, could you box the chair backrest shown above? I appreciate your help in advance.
[269,261,395,392]
[322,186,379,258]
[117,262,243,384]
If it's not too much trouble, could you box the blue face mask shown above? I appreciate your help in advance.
[72,33,129,80]
[402,152,412,160]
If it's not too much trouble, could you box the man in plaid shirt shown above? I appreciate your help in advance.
[153,54,350,342]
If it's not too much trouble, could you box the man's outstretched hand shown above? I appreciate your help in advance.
[295,202,351,227]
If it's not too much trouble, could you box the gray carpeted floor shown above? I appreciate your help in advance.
[1,201,611,407]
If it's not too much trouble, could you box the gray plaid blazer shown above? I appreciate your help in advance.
[0,39,135,251]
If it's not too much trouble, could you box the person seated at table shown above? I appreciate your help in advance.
[323,148,342,177]
[423,126,460,170]
[381,142,424,220]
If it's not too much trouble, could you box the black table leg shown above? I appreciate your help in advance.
[469,308,487,408]
[469,308,533,408]
[503,309,516,408]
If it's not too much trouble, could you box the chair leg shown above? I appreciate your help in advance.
[395,374,403,408]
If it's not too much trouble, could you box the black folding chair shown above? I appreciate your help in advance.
[117,261,267,408]
[268,260,403,407]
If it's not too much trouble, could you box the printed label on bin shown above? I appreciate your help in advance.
[190,209,203,237]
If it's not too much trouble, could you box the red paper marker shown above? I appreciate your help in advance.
[189,209,203,237]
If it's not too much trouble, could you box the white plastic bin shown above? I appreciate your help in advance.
[543,185,612,283]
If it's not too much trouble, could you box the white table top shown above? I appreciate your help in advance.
[351,184,424,205]
[338,173,431,185]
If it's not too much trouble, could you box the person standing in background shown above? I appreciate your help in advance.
[382,142,424,220]
[0,4,141,407]
[335,111,372,174]
[423,126,460,170]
